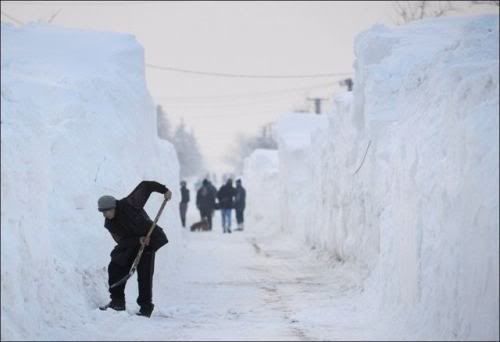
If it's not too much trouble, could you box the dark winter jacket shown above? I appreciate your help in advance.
[104,181,169,266]
[217,184,236,209]
[234,185,246,210]
[196,185,216,212]
[180,186,190,204]
[207,182,217,198]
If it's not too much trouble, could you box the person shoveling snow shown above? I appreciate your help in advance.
[97,181,172,317]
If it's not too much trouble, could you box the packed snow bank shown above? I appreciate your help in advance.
[1,23,181,340]
[274,15,499,340]
[242,149,280,234]
[274,113,331,242]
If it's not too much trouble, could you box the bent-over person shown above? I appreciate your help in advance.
[98,180,172,318]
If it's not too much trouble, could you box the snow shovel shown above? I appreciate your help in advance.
[109,197,169,289]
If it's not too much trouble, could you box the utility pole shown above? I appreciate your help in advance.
[339,77,353,91]
[306,97,328,115]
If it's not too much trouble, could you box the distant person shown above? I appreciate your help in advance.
[179,180,190,228]
[217,178,236,234]
[206,179,217,198]
[234,179,246,231]
[98,180,172,318]
[196,179,216,230]
[206,179,218,220]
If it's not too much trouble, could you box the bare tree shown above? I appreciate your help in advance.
[47,9,62,24]
[224,123,277,173]
[156,104,173,141]
[393,1,457,24]
[33,9,63,24]
[470,0,499,6]
[172,120,205,178]
[394,1,499,25]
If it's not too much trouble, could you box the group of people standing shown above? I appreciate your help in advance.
[179,177,246,233]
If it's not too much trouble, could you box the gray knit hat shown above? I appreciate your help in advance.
[98,195,116,212]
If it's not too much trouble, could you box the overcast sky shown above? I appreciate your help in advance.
[2,1,497,173]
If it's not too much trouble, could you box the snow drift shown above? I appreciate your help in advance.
[263,14,498,340]
[1,23,181,340]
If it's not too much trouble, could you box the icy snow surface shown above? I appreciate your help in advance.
[1,14,499,341]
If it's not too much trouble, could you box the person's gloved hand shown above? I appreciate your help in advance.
[140,236,150,246]
[164,189,172,201]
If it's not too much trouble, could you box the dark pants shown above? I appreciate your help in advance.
[199,209,212,230]
[108,248,155,311]
[236,208,244,224]
[179,202,188,227]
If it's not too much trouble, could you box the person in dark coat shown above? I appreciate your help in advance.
[179,180,189,228]
[206,179,217,198]
[98,180,172,318]
[206,179,217,221]
[217,178,236,234]
[196,179,216,230]
[234,179,246,231]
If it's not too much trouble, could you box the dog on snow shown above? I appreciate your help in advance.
[190,217,210,232]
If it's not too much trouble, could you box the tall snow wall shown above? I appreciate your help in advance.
[274,15,499,340]
[1,23,182,340]
[242,149,280,234]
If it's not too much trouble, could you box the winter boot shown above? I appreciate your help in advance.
[99,300,125,311]
[136,304,154,318]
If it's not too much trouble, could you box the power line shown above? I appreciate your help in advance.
[146,63,352,79]
[161,95,306,109]
[3,3,353,80]
[166,106,299,119]
[155,81,342,111]
[154,81,339,102]
[162,95,315,115]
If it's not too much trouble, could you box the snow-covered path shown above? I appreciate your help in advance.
[154,230,314,341]
[60,225,377,341]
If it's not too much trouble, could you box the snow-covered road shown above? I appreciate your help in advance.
[154,230,314,341]
[61,225,381,341]
[2,14,498,341]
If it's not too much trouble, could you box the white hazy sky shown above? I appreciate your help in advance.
[1,1,497,173]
